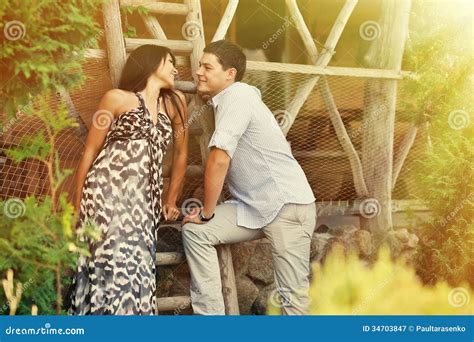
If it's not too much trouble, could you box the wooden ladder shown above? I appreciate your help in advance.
[101,0,240,315]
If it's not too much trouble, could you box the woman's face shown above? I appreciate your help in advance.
[156,54,178,88]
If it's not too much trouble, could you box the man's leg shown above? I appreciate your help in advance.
[263,202,316,315]
[182,203,264,315]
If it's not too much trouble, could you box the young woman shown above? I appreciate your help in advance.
[69,45,188,315]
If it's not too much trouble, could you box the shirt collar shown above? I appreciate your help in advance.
[211,82,241,109]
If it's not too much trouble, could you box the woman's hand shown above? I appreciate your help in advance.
[163,203,180,221]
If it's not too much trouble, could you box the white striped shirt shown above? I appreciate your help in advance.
[208,82,315,229]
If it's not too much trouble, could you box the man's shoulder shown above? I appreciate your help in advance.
[224,82,261,100]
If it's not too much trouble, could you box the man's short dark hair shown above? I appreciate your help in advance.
[203,40,246,82]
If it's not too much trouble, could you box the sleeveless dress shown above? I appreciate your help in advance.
[69,92,172,315]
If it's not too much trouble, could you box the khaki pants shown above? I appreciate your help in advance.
[182,202,316,315]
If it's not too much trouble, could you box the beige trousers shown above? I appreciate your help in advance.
[182,202,316,315]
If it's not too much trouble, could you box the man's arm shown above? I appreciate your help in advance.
[202,147,230,217]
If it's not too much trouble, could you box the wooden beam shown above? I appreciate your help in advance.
[157,296,191,311]
[247,61,410,79]
[286,0,318,63]
[125,38,193,53]
[282,0,358,136]
[319,77,369,196]
[142,15,167,40]
[212,0,239,42]
[156,252,185,266]
[120,0,189,15]
[85,48,189,66]
[217,245,240,315]
[103,0,127,87]
[360,0,412,244]
[392,125,417,190]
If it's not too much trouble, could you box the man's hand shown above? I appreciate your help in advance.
[163,203,180,221]
[182,207,204,225]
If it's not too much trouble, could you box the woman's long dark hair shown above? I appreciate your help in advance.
[118,44,186,131]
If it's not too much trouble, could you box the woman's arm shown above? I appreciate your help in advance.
[163,91,189,217]
[74,89,123,212]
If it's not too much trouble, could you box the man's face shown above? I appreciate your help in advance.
[196,52,235,97]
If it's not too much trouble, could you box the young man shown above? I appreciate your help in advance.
[182,40,316,315]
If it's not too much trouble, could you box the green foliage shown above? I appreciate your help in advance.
[0,0,103,116]
[269,246,473,314]
[399,1,474,288]
[121,5,149,38]
[0,96,99,315]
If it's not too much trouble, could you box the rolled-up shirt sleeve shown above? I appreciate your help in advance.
[208,88,254,159]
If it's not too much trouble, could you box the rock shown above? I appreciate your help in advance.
[310,232,333,261]
[236,275,259,315]
[252,283,276,315]
[248,243,274,284]
[352,229,373,257]
[395,228,410,242]
[407,233,419,248]
[231,242,257,276]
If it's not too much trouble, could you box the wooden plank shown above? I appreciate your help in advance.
[217,245,240,315]
[102,0,127,87]
[282,0,358,136]
[247,61,410,79]
[85,48,190,66]
[212,0,239,41]
[360,0,412,244]
[392,125,417,190]
[125,38,193,53]
[120,0,189,15]
[142,15,167,40]
[316,199,429,217]
[319,76,369,196]
[157,296,191,311]
[156,252,185,266]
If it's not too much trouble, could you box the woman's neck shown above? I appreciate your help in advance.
[140,81,162,105]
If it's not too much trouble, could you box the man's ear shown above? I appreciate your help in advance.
[226,68,237,81]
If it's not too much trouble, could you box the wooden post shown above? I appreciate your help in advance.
[184,0,240,315]
[102,0,126,87]
[360,0,411,244]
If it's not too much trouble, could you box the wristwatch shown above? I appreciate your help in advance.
[199,209,215,222]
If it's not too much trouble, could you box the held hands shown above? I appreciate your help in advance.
[162,203,180,221]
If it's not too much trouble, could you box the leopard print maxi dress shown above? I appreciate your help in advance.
[69,92,172,315]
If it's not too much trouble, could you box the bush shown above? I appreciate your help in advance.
[0,0,103,116]
[268,247,472,315]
